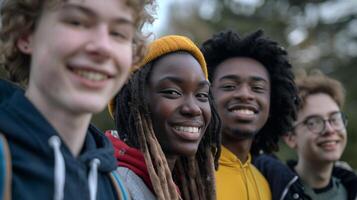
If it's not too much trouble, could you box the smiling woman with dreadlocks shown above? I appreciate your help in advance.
[106,35,221,200]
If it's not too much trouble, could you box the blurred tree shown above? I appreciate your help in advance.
[160,0,357,168]
[92,110,115,133]
[0,67,6,79]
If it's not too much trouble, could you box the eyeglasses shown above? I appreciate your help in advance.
[294,111,348,135]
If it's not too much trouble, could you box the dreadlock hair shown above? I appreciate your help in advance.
[201,30,299,155]
[114,51,221,200]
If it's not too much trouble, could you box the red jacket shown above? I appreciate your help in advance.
[105,131,154,192]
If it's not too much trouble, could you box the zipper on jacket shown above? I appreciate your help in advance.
[280,175,299,200]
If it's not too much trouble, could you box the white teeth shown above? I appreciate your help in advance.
[174,126,200,134]
[233,109,254,115]
[322,141,337,145]
[73,69,108,81]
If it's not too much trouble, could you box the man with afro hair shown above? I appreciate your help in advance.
[201,30,300,200]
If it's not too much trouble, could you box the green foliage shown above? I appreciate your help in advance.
[0,67,6,79]
[1,0,355,169]
[92,109,115,133]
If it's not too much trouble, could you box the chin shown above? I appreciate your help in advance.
[181,151,197,157]
[176,146,199,157]
[315,153,342,164]
[72,102,106,114]
[325,155,343,162]
[230,127,256,140]
[77,95,109,112]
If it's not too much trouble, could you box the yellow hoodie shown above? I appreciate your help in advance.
[216,146,272,200]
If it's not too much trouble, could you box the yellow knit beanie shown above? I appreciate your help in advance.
[108,35,207,119]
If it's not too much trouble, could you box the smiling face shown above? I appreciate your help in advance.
[291,93,347,164]
[21,0,134,116]
[211,57,271,142]
[147,52,211,158]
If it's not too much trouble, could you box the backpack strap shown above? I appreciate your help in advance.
[0,133,12,200]
[109,171,131,200]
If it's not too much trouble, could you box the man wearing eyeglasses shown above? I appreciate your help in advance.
[283,70,357,200]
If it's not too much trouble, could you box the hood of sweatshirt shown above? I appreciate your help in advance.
[105,130,154,192]
[219,145,252,169]
[0,86,117,199]
[0,79,22,103]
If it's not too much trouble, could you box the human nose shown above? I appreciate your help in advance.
[234,84,254,101]
[180,95,202,117]
[85,25,112,62]
[320,119,336,136]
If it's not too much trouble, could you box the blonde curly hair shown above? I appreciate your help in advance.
[295,69,345,110]
[0,0,155,85]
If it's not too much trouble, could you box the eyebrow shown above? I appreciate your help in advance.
[158,76,210,87]
[61,4,134,25]
[218,74,269,83]
[304,111,341,120]
[303,114,321,120]
[199,80,211,87]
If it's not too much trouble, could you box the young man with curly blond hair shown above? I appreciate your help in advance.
[283,70,357,199]
[0,0,154,199]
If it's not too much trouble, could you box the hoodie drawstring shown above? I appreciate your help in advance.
[48,136,101,200]
[48,136,66,200]
[88,158,101,200]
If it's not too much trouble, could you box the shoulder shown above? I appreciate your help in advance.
[253,155,310,200]
[0,79,22,103]
[116,167,156,200]
[253,154,294,178]
[333,161,357,180]
[333,161,357,198]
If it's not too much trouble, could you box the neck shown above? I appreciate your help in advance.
[165,155,178,172]
[295,159,333,189]
[222,134,252,163]
[25,89,91,157]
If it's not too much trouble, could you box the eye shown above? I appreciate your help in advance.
[252,85,265,93]
[196,92,209,102]
[330,116,339,124]
[110,30,127,40]
[251,82,266,93]
[220,84,236,91]
[110,26,134,42]
[63,16,88,28]
[305,117,322,129]
[330,113,344,126]
[159,89,181,99]
[67,20,83,26]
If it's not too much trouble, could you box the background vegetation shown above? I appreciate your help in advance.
[1,0,356,168]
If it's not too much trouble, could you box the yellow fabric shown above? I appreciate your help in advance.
[135,35,207,79]
[108,35,207,119]
[216,146,272,200]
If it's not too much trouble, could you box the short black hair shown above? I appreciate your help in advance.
[201,30,299,155]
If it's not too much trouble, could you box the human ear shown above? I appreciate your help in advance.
[282,132,297,149]
[16,33,33,54]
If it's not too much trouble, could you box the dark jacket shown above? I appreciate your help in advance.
[287,160,357,200]
[0,79,22,101]
[253,154,310,200]
[0,80,119,200]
